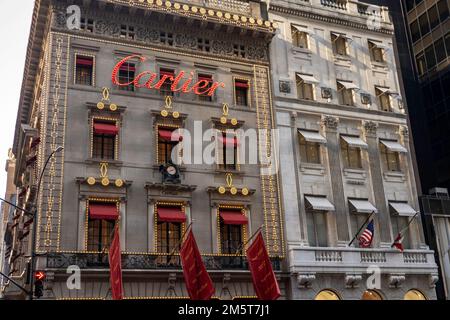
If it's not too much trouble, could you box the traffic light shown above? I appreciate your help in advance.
[34,271,46,298]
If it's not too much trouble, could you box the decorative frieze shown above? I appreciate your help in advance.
[321,115,339,130]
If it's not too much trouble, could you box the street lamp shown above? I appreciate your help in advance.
[0,146,64,299]
[28,146,64,300]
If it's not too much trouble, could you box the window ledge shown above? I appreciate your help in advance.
[334,55,351,63]
[85,158,123,167]
[292,47,312,55]
[300,163,325,176]
[371,61,388,69]
[343,168,367,182]
[383,171,406,182]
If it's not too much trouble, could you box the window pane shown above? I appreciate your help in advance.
[425,44,436,69]
[87,219,114,252]
[410,20,421,43]
[235,87,248,106]
[406,0,415,11]
[306,211,317,246]
[416,53,427,75]
[434,38,447,64]
[221,224,242,254]
[438,0,449,21]
[446,33,450,56]
[418,13,430,36]
[428,5,440,30]
[314,212,328,247]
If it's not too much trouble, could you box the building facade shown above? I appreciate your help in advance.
[2,0,287,300]
[0,149,17,297]
[269,0,438,300]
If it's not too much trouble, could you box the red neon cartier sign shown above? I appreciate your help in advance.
[112,55,225,96]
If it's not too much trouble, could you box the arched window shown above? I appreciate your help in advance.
[362,290,383,300]
[314,290,341,300]
[404,289,427,300]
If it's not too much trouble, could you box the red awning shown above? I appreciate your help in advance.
[89,203,119,220]
[159,129,183,142]
[218,135,239,147]
[94,122,119,135]
[157,206,186,223]
[76,57,93,66]
[220,210,248,225]
[235,80,249,88]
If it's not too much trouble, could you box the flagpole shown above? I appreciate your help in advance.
[391,211,420,247]
[166,221,194,260]
[348,211,375,247]
[233,225,264,255]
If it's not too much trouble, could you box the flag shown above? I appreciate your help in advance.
[246,232,281,300]
[392,233,404,252]
[359,220,374,248]
[180,229,215,300]
[108,225,123,300]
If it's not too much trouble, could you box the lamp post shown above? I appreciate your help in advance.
[27,146,64,300]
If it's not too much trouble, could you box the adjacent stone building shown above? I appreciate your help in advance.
[269,0,438,300]
[2,0,286,300]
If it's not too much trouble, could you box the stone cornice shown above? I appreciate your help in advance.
[270,4,394,35]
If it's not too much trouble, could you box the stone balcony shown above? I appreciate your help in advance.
[289,246,438,276]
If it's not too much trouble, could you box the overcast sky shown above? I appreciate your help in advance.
[0,0,34,196]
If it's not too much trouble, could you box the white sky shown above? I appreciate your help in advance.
[0,0,34,196]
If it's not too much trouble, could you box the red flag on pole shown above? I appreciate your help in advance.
[108,225,123,300]
[392,233,404,252]
[180,229,215,300]
[246,232,281,300]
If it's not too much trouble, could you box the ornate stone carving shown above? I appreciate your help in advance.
[345,274,362,288]
[400,125,409,138]
[321,87,333,99]
[166,273,177,297]
[322,115,339,130]
[247,45,267,60]
[136,27,159,43]
[279,80,291,94]
[212,40,234,55]
[363,121,378,136]
[429,274,439,288]
[95,20,120,36]
[361,93,371,105]
[55,11,67,29]
[296,273,316,289]
[175,34,197,49]
[388,273,406,288]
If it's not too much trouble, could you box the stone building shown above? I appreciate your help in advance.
[2,0,286,300]
[269,0,438,300]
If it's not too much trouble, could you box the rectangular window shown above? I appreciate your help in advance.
[86,201,118,252]
[425,44,437,69]
[157,127,181,165]
[198,74,213,102]
[291,26,309,49]
[331,33,348,56]
[410,20,421,43]
[418,13,430,36]
[219,208,247,254]
[416,52,427,75]
[233,44,246,58]
[92,120,118,160]
[337,82,355,106]
[340,138,363,169]
[297,78,315,100]
[234,79,250,106]
[198,38,210,52]
[217,132,238,171]
[120,24,135,40]
[446,33,450,56]
[159,68,175,97]
[438,0,449,22]
[117,62,135,91]
[428,5,440,30]
[299,134,321,164]
[80,17,94,33]
[75,55,94,86]
[391,215,411,249]
[306,209,328,247]
[157,222,182,253]
[160,32,174,46]
[369,41,385,63]
[376,87,392,112]
[380,142,401,172]
[434,37,447,64]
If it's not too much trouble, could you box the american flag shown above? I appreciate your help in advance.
[359,220,374,248]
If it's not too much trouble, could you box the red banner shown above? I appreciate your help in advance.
[180,230,215,300]
[108,225,123,300]
[246,232,281,300]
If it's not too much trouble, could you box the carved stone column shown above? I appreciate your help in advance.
[364,121,391,245]
[322,116,350,243]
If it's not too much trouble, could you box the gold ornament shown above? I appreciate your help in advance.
[97,102,105,110]
[217,11,223,18]
[165,1,171,8]
[161,109,169,117]
[101,177,110,186]
[182,4,189,11]
[208,10,215,16]
[225,13,231,19]
[174,3,181,9]
[233,15,239,21]
[241,16,248,23]
[264,21,271,27]
[109,103,118,111]
[231,118,238,126]
[230,187,238,195]
[241,188,249,196]
[249,17,255,24]
[220,117,228,124]
[200,8,207,14]
[272,22,279,29]
[257,19,263,25]
[218,186,226,194]
[156,0,163,6]
[172,111,180,119]
[87,177,96,185]
[191,6,198,13]
[115,179,124,188]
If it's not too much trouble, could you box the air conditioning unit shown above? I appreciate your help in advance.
[429,187,449,198]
